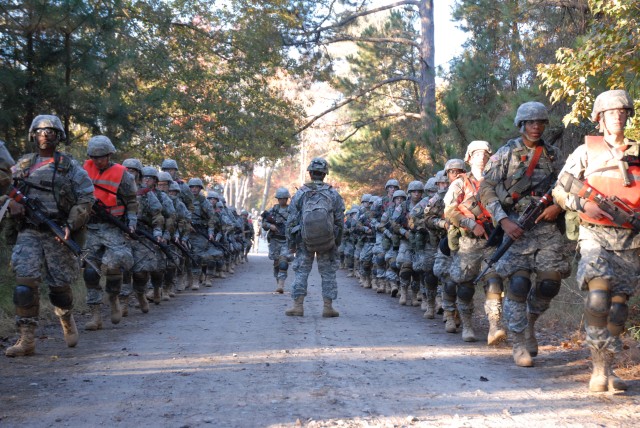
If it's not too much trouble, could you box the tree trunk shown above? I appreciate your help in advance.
[418,0,435,139]
[260,165,274,212]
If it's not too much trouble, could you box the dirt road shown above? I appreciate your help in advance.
[1,239,638,427]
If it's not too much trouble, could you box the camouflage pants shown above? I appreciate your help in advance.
[11,228,81,324]
[290,246,339,300]
[499,221,570,333]
[384,247,399,282]
[84,222,133,305]
[450,235,495,284]
[268,238,290,280]
[578,235,640,351]
[359,240,375,276]
[190,232,223,272]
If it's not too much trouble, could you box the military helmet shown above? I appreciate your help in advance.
[392,189,407,200]
[188,178,204,188]
[275,187,290,199]
[348,206,360,215]
[385,179,400,189]
[161,159,179,170]
[29,114,66,142]
[123,158,143,172]
[591,89,635,122]
[229,206,237,214]
[514,101,549,127]
[208,191,221,200]
[87,135,116,157]
[240,209,249,216]
[464,140,492,162]
[213,184,224,193]
[434,170,448,184]
[168,182,181,192]
[307,157,329,174]
[157,171,173,183]
[424,177,437,193]
[215,201,224,208]
[361,193,372,203]
[444,158,465,172]
[141,166,159,179]
[407,180,425,192]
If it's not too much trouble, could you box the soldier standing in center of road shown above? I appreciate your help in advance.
[285,157,345,317]
[263,187,291,293]
[6,115,94,357]
[82,136,137,331]
[480,101,570,367]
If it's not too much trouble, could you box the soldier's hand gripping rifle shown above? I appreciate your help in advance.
[7,186,101,274]
[473,183,556,284]
[170,237,199,264]
[191,223,230,256]
[134,224,180,264]
[261,210,286,237]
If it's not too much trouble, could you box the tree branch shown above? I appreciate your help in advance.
[324,35,420,50]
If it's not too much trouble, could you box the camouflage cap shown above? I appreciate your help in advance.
[87,135,116,157]
[29,115,66,141]
[188,178,204,188]
[157,171,173,183]
[514,101,549,127]
[141,166,159,179]
[392,189,407,199]
[444,159,465,172]
[161,159,179,170]
[407,180,424,192]
[360,193,372,203]
[385,179,400,189]
[307,157,329,174]
[275,187,290,199]
[464,140,492,162]
[123,158,143,172]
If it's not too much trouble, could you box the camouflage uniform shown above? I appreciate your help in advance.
[342,208,358,276]
[9,128,94,354]
[263,203,290,283]
[392,188,422,305]
[167,183,192,291]
[190,190,221,287]
[286,180,345,301]
[356,196,376,288]
[553,89,638,391]
[0,140,14,194]
[423,180,450,315]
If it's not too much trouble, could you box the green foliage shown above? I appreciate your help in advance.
[538,0,640,129]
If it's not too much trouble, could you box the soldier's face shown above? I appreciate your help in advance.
[157,181,169,192]
[277,197,288,207]
[387,186,398,196]
[162,168,178,179]
[601,108,628,134]
[409,190,423,202]
[468,150,489,169]
[34,128,58,150]
[523,120,546,142]
[90,154,110,170]
[142,176,157,188]
[189,186,201,196]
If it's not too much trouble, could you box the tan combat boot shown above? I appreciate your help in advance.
[120,296,129,317]
[398,286,408,305]
[275,279,285,294]
[108,294,122,324]
[460,311,477,342]
[423,293,436,319]
[56,308,78,347]
[376,278,385,293]
[5,324,36,357]
[136,292,149,313]
[444,310,457,333]
[525,313,539,357]
[153,287,161,305]
[588,347,609,392]
[84,305,103,331]
[485,299,507,346]
[204,272,215,288]
[285,296,304,316]
[512,332,534,367]
[190,273,200,290]
[322,298,340,318]
[410,290,421,307]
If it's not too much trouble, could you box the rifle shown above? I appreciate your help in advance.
[473,183,556,284]
[191,223,230,256]
[7,186,101,274]
[558,171,640,232]
[261,210,286,237]
[135,224,180,264]
[169,237,199,264]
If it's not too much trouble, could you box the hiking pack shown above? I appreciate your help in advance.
[300,184,335,252]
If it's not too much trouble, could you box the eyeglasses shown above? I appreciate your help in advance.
[524,120,548,126]
[34,128,57,136]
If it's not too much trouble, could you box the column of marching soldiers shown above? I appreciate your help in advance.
[1,89,638,395]
[0,116,254,358]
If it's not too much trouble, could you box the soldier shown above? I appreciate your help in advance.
[158,171,189,297]
[240,209,253,261]
[124,159,164,313]
[425,169,453,324]
[82,136,137,331]
[285,157,345,317]
[392,181,424,306]
[160,159,195,212]
[167,181,192,292]
[0,140,14,194]
[382,189,407,297]
[355,194,373,288]
[342,206,359,278]
[263,187,291,293]
[480,101,569,367]
[6,115,94,357]
[553,89,638,392]
[188,179,219,288]
[444,141,506,344]
[374,179,401,293]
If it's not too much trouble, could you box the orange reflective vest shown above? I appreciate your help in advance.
[579,136,640,228]
[84,160,126,216]
[457,174,492,227]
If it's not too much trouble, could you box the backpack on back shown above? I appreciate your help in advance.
[300,185,335,252]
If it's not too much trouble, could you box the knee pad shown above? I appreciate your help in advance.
[83,266,101,287]
[278,260,289,271]
[535,279,561,300]
[14,284,39,308]
[585,289,610,328]
[150,271,163,287]
[49,286,73,310]
[105,275,122,295]
[375,255,385,267]
[122,270,132,284]
[443,281,457,298]
[132,272,149,291]
[216,259,224,270]
[389,259,398,271]
[457,283,475,303]
[506,272,531,303]
[424,270,438,288]
[399,269,412,281]
[608,295,629,336]
[485,274,503,295]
